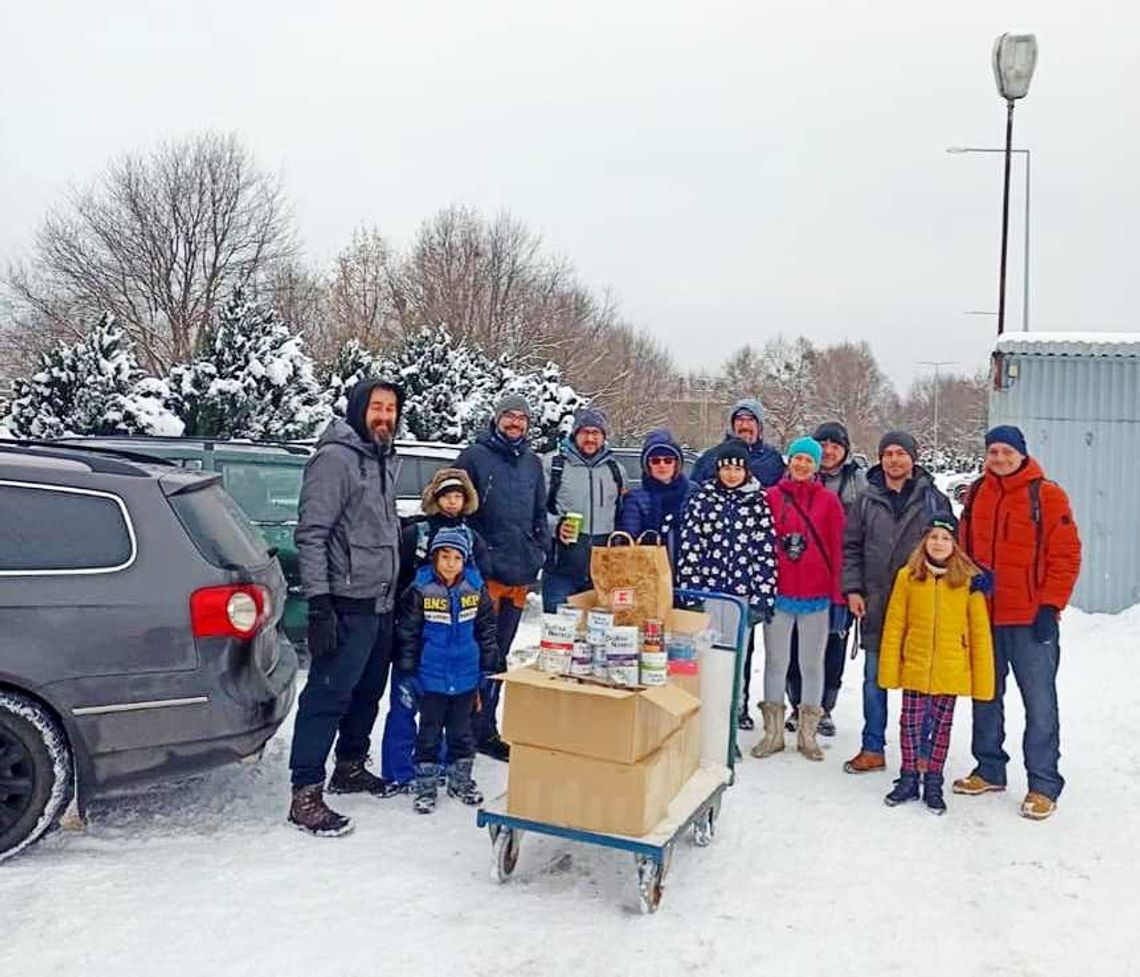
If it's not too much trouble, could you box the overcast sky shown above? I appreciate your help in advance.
[1,1,1136,391]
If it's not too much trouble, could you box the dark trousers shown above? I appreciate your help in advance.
[416,690,477,765]
[787,607,850,710]
[970,624,1064,800]
[289,608,393,787]
[475,584,525,745]
[541,570,590,613]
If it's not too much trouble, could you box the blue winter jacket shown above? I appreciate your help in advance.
[395,565,500,695]
[616,430,691,567]
[691,399,786,488]
[455,425,549,586]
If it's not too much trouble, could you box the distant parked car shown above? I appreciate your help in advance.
[0,441,298,860]
[57,436,462,643]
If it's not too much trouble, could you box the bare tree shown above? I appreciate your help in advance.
[720,337,817,449]
[4,132,296,370]
[899,370,987,470]
[810,340,896,454]
[324,226,401,355]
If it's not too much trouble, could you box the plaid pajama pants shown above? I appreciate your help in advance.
[900,690,956,776]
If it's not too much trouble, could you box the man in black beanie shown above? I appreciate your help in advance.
[840,428,950,774]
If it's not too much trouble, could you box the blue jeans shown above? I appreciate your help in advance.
[290,609,393,787]
[541,570,590,613]
[861,645,931,758]
[970,624,1064,800]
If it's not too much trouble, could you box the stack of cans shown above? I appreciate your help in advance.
[639,618,668,686]
[586,609,613,679]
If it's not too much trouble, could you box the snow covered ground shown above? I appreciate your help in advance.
[5,606,1139,977]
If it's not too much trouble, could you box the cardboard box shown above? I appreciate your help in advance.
[505,694,703,837]
[501,667,699,764]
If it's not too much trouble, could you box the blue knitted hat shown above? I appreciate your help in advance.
[985,425,1027,456]
[430,527,472,562]
[787,436,823,469]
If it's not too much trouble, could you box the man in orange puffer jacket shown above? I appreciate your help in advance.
[953,425,1082,821]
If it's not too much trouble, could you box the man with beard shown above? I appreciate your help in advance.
[288,379,405,836]
[456,394,548,761]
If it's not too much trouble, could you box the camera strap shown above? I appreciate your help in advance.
[779,487,833,576]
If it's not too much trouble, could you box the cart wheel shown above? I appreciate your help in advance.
[635,854,665,914]
[692,806,716,847]
[492,827,521,883]
[487,823,501,844]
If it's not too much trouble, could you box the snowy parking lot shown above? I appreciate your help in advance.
[5,607,1139,977]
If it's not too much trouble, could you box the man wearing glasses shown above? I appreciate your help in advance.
[455,395,549,762]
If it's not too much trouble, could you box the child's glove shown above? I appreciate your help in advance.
[396,672,422,711]
[1033,606,1060,644]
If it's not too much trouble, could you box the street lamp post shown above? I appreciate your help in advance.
[991,33,1038,337]
[919,360,956,466]
[947,147,1031,331]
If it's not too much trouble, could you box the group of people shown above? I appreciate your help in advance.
[285,378,1082,837]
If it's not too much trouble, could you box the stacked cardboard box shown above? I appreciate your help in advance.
[502,669,702,837]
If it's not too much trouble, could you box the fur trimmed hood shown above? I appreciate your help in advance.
[421,467,479,517]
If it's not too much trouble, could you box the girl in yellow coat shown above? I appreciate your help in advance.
[878,513,995,814]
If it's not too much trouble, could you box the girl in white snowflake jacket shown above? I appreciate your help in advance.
[676,439,778,626]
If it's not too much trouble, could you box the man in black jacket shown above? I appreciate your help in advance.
[289,378,405,837]
[455,394,548,761]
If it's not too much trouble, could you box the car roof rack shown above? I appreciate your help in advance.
[0,439,178,475]
[58,433,313,457]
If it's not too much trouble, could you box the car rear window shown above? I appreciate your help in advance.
[168,481,270,569]
[0,483,134,572]
[216,461,303,524]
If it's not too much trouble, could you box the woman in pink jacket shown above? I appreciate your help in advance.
[752,437,845,762]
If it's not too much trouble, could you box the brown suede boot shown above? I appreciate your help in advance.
[797,704,825,761]
[843,750,886,774]
[750,702,786,758]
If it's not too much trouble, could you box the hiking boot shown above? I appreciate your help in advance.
[327,758,403,798]
[288,784,353,837]
[797,705,825,762]
[884,771,921,807]
[923,773,947,815]
[446,757,484,806]
[952,773,1006,796]
[1020,792,1057,821]
[737,706,755,731]
[750,701,786,759]
[843,750,886,774]
[413,762,438,815]
[476,737,511,763]
[784,706,799,733]
[818,711,836,737]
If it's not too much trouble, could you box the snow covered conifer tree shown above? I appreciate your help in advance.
[8,313,183,437]
[167,290,327,439]
[322,338,380,418]
[494,360,585,451]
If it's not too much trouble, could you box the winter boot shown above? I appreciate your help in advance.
[737,705,755,731]
[883,771,921,807]
[843,750,886,774]
[413,762,439,814]
[476,736,511,763]
[818,689,838,737]
[328,758,404,798]
[288,784,353,837]
[750,702,786,758]
[446,757,484,806]
[784,706,799,733]
[923,773,947,815]
[797,704,825,761]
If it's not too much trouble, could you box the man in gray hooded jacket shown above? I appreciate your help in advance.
[288,378,405,837]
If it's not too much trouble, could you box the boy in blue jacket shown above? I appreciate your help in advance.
[394,528,500,814]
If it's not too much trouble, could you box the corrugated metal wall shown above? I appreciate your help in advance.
[990,353,1140,613]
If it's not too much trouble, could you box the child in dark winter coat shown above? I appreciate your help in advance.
[394,528,499,814]
[878,513,995,814]
[676,438,778,634]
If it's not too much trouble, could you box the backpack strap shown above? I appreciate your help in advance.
[960,476,985,560]
[546,453,566,516]
[1029,477,1044,588]
[606,457,627,496]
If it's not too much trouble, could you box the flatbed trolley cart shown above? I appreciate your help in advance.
[476,589,749,913]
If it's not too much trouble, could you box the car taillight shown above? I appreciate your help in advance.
[190,585,271,639]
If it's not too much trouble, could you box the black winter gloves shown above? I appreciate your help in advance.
[307,595,338,659]
[1033,606,1060,644]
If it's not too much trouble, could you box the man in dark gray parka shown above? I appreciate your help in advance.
[288,378,405,837]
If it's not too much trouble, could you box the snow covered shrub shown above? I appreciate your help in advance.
[7,313,183,438]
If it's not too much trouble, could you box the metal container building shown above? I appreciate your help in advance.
[990,332,1140,614]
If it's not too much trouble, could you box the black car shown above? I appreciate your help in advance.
[0,441,298,861]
